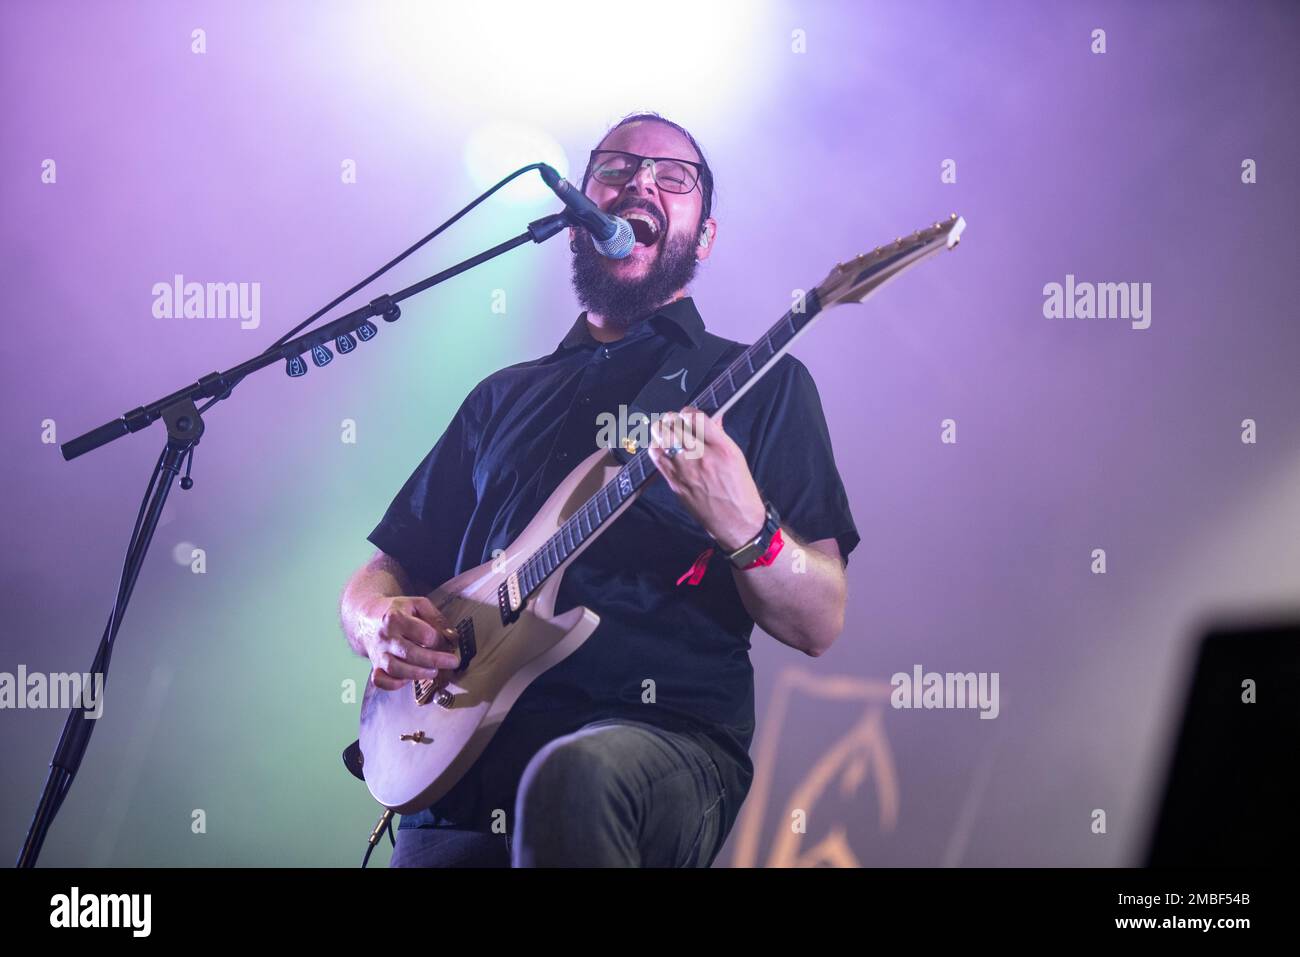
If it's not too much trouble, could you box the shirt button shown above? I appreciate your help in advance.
[601,347,611,359]
[557,450,568,461]
[579,395,591,406]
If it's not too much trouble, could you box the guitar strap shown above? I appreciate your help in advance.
[609,328,733,465]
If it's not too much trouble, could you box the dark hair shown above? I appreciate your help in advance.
[580,111,716,226]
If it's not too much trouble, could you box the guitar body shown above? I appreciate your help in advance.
[359,446,643,813]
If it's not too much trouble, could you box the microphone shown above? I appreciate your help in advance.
[539,164,635,259]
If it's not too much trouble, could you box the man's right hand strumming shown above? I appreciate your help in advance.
[358,596,463,691]
[340,551,462,691]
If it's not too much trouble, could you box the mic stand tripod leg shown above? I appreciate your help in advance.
[16,400,203,867]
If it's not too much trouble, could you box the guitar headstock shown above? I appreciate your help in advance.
[814,213,966,310]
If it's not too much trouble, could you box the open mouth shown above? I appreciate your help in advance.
[623,210,662,247]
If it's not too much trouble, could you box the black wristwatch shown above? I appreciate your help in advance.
[725,500,782,568]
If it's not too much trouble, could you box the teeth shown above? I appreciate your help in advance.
[625,211,660,238]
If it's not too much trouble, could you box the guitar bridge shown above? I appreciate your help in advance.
[413,616,476,706]
[450,616,476,669]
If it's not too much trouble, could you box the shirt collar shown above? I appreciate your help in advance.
[558,295,706,352]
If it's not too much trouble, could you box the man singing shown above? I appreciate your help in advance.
[340,112,859,867]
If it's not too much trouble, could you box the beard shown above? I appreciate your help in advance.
[570,225,700,333]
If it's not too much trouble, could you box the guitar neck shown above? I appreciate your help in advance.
[502,212,965,615]
[509,292,826,606]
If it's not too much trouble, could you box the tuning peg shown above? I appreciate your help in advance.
[335,332,357,355]
[286,355,308,377]
[356,320,378,341]
[311,343,333,367]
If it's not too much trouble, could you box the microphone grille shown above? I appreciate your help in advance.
[593,217,636,259]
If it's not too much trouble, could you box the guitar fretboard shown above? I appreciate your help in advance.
[512,290,824,601]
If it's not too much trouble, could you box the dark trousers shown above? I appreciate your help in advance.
[390,718,727,867]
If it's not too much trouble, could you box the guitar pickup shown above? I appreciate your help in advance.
[498,573,524,625]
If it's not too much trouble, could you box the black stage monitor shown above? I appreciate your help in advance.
[1145,619,1299,867]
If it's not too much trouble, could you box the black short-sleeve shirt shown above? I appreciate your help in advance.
[367,296,859,844]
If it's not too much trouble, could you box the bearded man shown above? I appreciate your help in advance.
[341,112,859,867]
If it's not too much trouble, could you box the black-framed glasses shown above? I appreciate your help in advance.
[585,149,703,195]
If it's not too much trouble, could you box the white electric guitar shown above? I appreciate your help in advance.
[358,213,967,812]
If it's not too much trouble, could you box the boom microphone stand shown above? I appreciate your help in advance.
[15,199,570,867]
